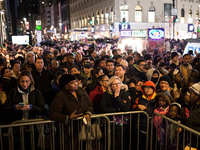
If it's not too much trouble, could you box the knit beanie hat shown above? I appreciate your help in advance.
[120,60,128,67]
[190,82,200,95]
[144,54,152,60]
[59,74,77,88]
[159,76,171,86]
[171,52,178,59]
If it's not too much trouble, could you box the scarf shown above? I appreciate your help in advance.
[19,85,31,93]
[52,81,61,94]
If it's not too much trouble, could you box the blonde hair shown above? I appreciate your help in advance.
[180,63,192,87]
[107,76,128,95]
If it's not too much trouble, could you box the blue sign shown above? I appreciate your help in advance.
[148,28,165,39]
[188,24,194,32]
[119,23,130,31]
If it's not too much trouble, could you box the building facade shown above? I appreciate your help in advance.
[69,0,200,40]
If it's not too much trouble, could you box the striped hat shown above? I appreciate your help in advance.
[190,82,200,95]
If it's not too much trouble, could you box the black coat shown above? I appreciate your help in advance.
[31,69,53,99]
[188,104,200,148]
[3,87,46,123]
[48,87,93,124]
[0,77,17,96]
[100,89,131,113]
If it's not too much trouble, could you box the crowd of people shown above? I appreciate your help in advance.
[0,39,200,149]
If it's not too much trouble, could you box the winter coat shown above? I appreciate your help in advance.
[138,81,156,131]
[153,106,169,139]
[100,89,131,113]
[157,87,180,102]
[128,64,147,82]
[3,86,46,123]
[49,87,93,124]
[48,87,93,150]
[160,118,183,150]
[31,69,53,100]
[0,77,17,96]
[189,103,200,148]
[89,85,104,114]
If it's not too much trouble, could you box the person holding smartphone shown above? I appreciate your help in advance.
[3,70,46,124]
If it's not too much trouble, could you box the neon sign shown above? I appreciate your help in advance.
[148,28,165,39]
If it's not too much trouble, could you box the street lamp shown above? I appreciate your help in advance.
[120,1,128,29]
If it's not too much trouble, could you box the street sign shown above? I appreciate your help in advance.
[188,24,194,32]
[36,25,41,30]
[171,9,177,16]
[36,20,41,25]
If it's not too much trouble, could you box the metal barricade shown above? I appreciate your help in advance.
[150,113,200,150]
[0,111,150,150]
[97,111,150,150]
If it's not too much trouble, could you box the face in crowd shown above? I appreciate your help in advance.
[35,58,44,70]
[107,62,114,72]
[111,79,121,93]
[115,66,125,78]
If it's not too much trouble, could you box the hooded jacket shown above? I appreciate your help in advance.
[146,68,161,87]
[138,81,156,116]
[138,81,156,132]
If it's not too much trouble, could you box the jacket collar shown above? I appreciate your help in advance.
[61,87,85,101]
[133,64,141,72]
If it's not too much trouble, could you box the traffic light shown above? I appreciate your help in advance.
[173,15,178,23]
[89,19,93,25]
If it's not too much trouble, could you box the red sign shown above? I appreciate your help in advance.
[25,22,29,30]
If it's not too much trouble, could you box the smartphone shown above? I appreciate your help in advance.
[19,103,25,107]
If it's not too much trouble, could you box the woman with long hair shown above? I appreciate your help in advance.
[180,63,200,93]
[89,75,109,113]
[4,70,46,123]
[86,67,104,93]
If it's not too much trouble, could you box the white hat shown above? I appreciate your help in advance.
[120,60,128,67]
[190,82,200,95]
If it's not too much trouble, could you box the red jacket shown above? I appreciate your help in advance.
[89,85,104,114]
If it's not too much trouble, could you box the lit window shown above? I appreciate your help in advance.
[148,6,155,22]
[188,9,193,23]
[96,10,99,25]
[101,10,104,24]
[196,10,199,19]
[42,1,44,4]
[181,8,185,23]
[105,8,109,24]
[135,6,142,22]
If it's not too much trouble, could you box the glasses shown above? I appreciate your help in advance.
[112,83,121,86]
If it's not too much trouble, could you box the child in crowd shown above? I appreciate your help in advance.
[138,81,156,150]
[160,102,183,150]
[153,91,171,141]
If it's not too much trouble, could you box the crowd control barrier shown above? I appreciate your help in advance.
[0,111,155,150]
[150,113,200,150]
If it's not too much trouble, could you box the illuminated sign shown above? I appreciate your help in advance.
[25,22,29,30]
[148,28,165,39]
[132,30,147,37]
[36,25,41,30]
[188,24,194,32]
[120,30,132,37]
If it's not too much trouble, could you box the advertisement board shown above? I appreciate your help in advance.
[148,28,165,39]
[12,35,30,45]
